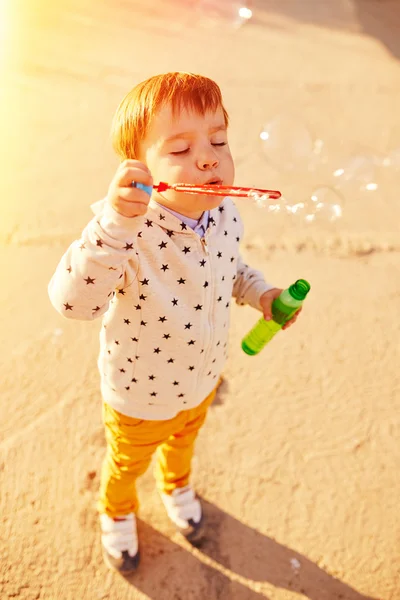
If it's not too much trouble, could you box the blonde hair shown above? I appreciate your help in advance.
[111,72,229,160]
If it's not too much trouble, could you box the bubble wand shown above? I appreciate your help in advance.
[132,181,282,200]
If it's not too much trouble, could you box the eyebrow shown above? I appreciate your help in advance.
[163,124,227,144]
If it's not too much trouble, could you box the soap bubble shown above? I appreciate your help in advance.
[196,0,253,29]
[259,115,316,171]
[381,147,400,171]
[332,154,379,193]
[303,186,344,223]
[249,186,344,225]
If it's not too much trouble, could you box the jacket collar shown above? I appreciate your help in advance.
[91,198,223,235]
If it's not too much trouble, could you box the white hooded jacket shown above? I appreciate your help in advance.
[48,196,273,419]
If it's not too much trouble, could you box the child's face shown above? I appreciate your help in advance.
[138,104,235,219]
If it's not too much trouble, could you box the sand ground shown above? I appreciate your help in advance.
[1,1,400,599]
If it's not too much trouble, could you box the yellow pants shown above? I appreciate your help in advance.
[98,386,217,518]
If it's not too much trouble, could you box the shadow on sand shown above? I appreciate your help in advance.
[121,500,378,600]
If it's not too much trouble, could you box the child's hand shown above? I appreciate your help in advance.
[107,160,153,218]
[259,288,302,330]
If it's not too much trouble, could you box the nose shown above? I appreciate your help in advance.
[196,153,219,171]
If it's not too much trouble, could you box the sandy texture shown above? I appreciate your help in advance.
[1,1,399,598]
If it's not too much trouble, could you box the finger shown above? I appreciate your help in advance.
[119,187,151,205]
[118,166,153,188]
[112,197,149,217]
[118,159,151,176]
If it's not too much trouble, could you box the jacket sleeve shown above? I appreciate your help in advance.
[231,204,275,311]
[48,200,143,321]
[232,254,275,311]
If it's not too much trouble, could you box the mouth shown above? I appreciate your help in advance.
[204,178,223,186]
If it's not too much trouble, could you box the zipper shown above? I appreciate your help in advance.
[201,237,209,255]
[196,232,214,387]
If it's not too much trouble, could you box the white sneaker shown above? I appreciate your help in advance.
[160,485,205,544]
[100,513,140,573]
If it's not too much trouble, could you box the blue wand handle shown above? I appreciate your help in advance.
[131,181,153,196]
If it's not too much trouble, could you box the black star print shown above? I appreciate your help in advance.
[107,350,111,355]
[159,241,168,249]
[224,230,228,236]
[149,375,156,380]
[161,264,169,272]
[184,323,192,329]
[150,391,157,397]
[79,242,85,250]
[84,276,95,285]
[127,358,133,363]
[139,294,147,301]
[125,386,130,391]
[159,316,167,323]
[67,266,72,273]
[154,347,161,354]
[177,278,186,285]
[233,217,237,222]
[236,237,240,242]
[145,219,153,227]
[194,304,203,311]
[96,239,103,247]
[172,298,178,306]
[115,340,120,345]
[207,371,211,376]
[182,246,191,254]
[217,341,220,346]
[172,380,179,386]
[188,366,195,371]
[119,368,126,373]
[124,242,133,250]
[188,340,195,346]
[218,206,224,213]
[167,358,175,364]
[222,276,225,281]
[166,230,174,237]
[93,306,101,312]
[138,231,142,238]
[212,359,216,363]
[140,320,147,326]
[163,334,171,339]
[217,296,222,302]
[124,319,131,325]
[209,216,215,225]
[64,303,73,311]
[131,378,138,383]
[178,393,185,398]
[217,251,222,258]
[131,337,138,342]
[159,213,165,221]
[203,281,209,288]
[135,355,140,360]
[140,278,149,286]
[135,304,141,310]
[199,259,206,267]
[230,257,235,262]
[180,222,187,230]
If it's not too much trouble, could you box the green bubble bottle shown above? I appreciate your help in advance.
[241,279,311,355]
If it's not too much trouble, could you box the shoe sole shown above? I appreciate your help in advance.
[179,516,205,546]
[102,549,140,575]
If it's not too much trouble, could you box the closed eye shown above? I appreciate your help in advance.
[171,142,227,156]
[171,149,190,155]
